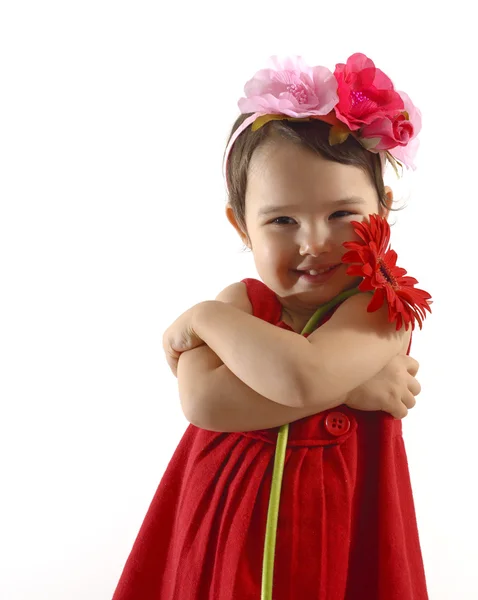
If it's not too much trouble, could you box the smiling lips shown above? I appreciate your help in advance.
[296,263,340,275]
[295,264,341,282]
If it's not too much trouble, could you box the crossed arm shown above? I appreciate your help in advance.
[170,282,410,431]
[178,345,347,432]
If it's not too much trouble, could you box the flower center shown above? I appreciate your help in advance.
[378,258,397,287]
[351,90,369,106]
[287,82,308,104]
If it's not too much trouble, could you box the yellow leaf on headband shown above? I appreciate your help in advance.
[329,124,350,145]
[251,114,310,131]
[359,136,381,150]
[251,115,283,131]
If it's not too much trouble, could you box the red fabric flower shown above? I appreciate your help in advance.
[333,53,404,131]
[341,214,432,331]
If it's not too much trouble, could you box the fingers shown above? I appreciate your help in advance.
[389,402,408,420]
[407,374,421,397]
[405,356,420,376]
[386,386,417,419]
[377,355,422,420]
[162,329,182,376]
[163,344,180,377]
[394,376,420,418]
[167,355,178,377]
[402,390,417,409]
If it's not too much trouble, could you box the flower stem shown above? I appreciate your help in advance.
[301,286,361,335]
[261,285,362,600]
[261,423,288,600]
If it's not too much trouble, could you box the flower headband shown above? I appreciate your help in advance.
[224,53,422,178]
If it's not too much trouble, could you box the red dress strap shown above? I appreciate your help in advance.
[241,278,282,324]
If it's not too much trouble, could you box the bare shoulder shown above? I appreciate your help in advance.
[295,291,416,408]
[401,323,413,354]
[215,281,253,314]
[309,291,409,353]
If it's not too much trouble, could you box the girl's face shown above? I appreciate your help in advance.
[227,137,391,317]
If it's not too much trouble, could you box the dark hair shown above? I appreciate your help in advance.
[224,115,401,236]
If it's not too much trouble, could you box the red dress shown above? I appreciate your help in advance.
[112,278,428,599]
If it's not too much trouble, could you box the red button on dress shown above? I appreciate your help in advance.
[324,412,351,436]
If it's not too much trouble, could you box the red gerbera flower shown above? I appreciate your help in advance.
[341,214,432,331]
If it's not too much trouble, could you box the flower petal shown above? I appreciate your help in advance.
[367,288,385,312]
[341,212,432,330]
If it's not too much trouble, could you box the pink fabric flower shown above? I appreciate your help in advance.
[238,56,338,118]
[224,53,422,179]
[360,113,414,150]
[333,53,404,131]
[388,91,422,169]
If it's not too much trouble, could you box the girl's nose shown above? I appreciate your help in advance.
[299,227,333,257]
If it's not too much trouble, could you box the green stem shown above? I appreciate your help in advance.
[301,286,361,335]
[261,423,289,600]
[261,285,361,600]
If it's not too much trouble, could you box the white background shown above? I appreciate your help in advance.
[1,1,476,598]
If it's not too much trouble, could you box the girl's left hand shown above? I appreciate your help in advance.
[162,304,206,376]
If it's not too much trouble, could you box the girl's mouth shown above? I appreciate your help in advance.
[295,264,340,283]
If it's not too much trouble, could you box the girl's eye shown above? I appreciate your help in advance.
[271,212,354,225]
[271,216,296,225]
[330,210,354,219]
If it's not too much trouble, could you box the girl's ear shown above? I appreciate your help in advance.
[381,186,394,220]
[225,204,251,248]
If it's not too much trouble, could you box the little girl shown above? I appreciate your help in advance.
[113,53,432,599]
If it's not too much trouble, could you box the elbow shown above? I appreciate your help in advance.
[294,358,342,412]
[176,371,206,430]
[179,390,206,428]
[179,392,197,425]
[179,389,219,431]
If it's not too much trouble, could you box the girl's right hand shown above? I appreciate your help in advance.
[344,355,421,419]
